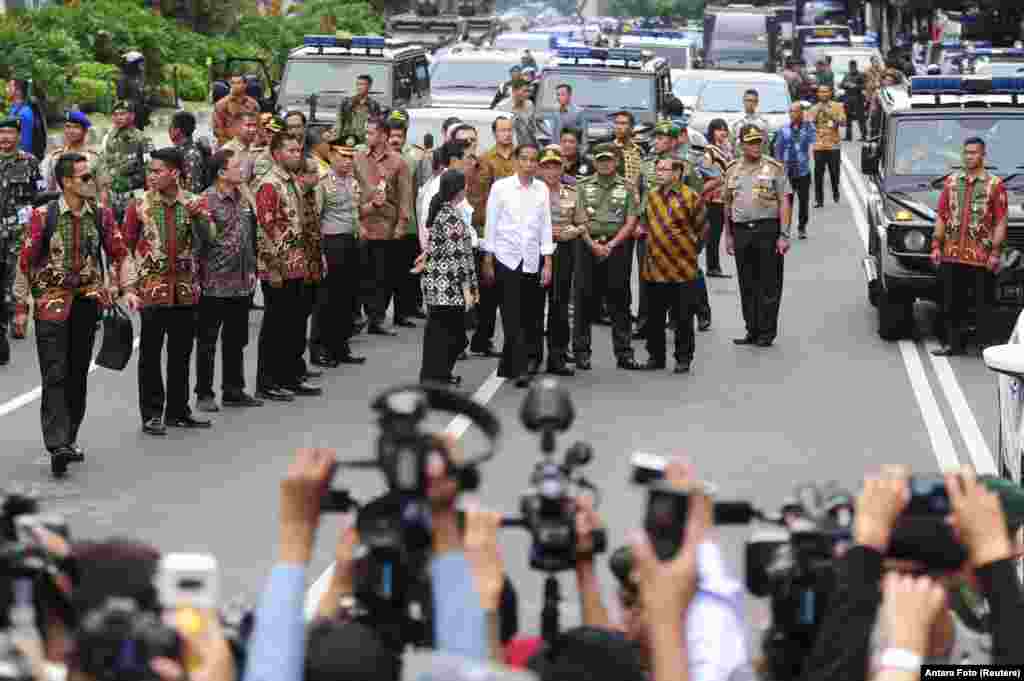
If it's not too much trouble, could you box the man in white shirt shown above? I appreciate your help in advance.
[480,142,554,388]
[418,140,476,251]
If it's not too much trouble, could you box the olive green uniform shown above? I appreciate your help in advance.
[573,172,639,364]
[98,125,153,222]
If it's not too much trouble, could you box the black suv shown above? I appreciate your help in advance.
[860,76,1024,341]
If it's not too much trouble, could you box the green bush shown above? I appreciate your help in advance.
[67,77,110,113]
[76,61,120,83]
[164,63,207,102]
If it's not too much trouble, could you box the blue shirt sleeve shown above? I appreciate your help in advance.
[242,564,307,681]
[16,105,33,154]
[431,551,488,661]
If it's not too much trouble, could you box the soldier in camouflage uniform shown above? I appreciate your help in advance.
[98,100,153,224]
[169,110,210,195]
[42,111,99,192]
[0,116,41,358]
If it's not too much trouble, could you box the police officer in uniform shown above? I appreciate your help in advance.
[0,116,41,357]
[573,143,642,371]
[43,111,99,192]
[98,100,153,223]
[538,145,585,376]
[723,126,792,347]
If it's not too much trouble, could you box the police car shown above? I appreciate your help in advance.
[532,45,674,150]
[430,46,545,109]
[277,34,432,127]
[860,75,1024,341]
[618,30,699,70]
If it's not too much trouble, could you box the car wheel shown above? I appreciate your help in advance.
[878,280,912,341]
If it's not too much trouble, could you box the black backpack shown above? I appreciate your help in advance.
[15,100,47,161]
[194,137,215,191]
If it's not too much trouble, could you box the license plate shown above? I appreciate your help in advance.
[815,28,834,37]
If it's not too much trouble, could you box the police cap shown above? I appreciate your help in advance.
[539,144,562,165]
[593,143,617,161]
[654,121,677,138]
[66,110,92,129]
[740,125,765,144]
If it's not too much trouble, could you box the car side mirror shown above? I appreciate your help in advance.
[861,144,879,176]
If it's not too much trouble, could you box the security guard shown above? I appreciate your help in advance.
[538,145,586,376]
[723,126,792,348]
[98,100,152,223]
[0,116,40,356]
[43,111,99,192]
[573,142,641,371]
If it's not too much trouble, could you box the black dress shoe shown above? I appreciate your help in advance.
[69,443,85,462]
[313,354,339,368]
[527,360,541,375]
[168,413,213,428]
[223,392,264,407]
[473,347,500,358]
[756,338,774,347]
[410,309,428,319]
[733,336,757,345]
[617,357,643,370]
[394,318,417,328]
[674,363,691,374]
[547,364,575,376]
[305,367,324,379]
[515,375,532,388]
[457,351,469,361]
[285,381,323,396]
[368,324,398,336]
[931,346,963,357]
[814,202,824,208]
[257,387,295,402]
[834,193,841,204]
[337,352,367,365]
[798,230,807,240]
[640,359,666,371]
[576,357,592,370]
[447,375,463,386]
[706,269,732,278]
[51,447,73,477]
[698,317,711,332]
[143,418,167,436]
[565,352,576,364]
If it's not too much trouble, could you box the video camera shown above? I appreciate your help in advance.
[317,384,501,652]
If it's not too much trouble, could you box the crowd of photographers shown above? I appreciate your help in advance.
[4,436,1024,681]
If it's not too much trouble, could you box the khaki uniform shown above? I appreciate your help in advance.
[573,174,639,363]
[546,182,587,367]
[724,156,789,344]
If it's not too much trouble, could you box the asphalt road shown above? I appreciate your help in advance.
[0,141,1008,644]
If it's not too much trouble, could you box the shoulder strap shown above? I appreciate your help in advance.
[34,200,60,269]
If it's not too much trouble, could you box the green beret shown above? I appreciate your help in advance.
[112,100,134,114]
[0,117,20,131]
[654,121,678,137]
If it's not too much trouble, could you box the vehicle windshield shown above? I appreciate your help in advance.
[672,74,705,98]
[282,60,390,99]
[698,80,790,113]
[797,0,848,26]
[710,44,770,65]
[494,34,552,50]
[539,72,653,112]
[620,42,690,69]
[891,117,1024,176]
[431,59,514,89]
[971,58,1024,77]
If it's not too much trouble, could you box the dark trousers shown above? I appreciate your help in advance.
[546,241,575,366]
[323,234,360,357]
[139,306,197,423]
[814,149,841,205]
[645,280,697,364]
[308,281,328,357]
[939,262,992,351]
[257,279,305,390]
[788,173,811,233]
[357,240,374,320]
[706,204,725,273]
[297,283,315,377]
[0,228,16,334]
[396,234,421,318]
[420,305,466,382]
[195,295,250,400]
[367,239,401,325]
[36,298,99,452]
[574,239,634,361]
[845,109,867,140]
[470,250,500,353]
[733,220,784,342]
[495,260,542,379]
[635,239,649,327]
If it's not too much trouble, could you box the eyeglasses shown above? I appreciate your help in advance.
[75,173,93,182]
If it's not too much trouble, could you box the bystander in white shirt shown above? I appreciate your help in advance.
[687,541,753,681]
[481,174,554,274]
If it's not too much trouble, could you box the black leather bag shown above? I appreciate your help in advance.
[95,304,134,371]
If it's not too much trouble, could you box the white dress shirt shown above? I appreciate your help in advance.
[481,174,554,274]
[686,542,752,681]
[418,171,477,252]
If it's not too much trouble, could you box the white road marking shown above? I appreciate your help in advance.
[0,337,141,419]
[840,150,961,471]
[304,369,506,619]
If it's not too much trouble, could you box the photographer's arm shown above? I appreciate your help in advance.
[315,523,358,620]
[575,496,612,629]
[242,448,334,681]
[801,470,908,681]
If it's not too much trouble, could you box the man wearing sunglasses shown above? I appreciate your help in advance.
[13,153,125,476]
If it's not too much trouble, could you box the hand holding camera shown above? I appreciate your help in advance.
[279,447,337,565]
[879,572,947,657]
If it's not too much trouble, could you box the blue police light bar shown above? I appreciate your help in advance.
[555,46,644,62]
[557,46,595,60]
[630,29,687,40]
[911,75,1024,94]
[303,35,385,49]
[941,39,993,49]
[607,47,645,62]
[969,48,1024,57]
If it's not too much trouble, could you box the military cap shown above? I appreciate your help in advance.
[112,100,134,114]
[539,144,562,164]
[740,125,765,144]
[654,120,678,137]
[65,110,92,129]
[610,110,636,124]
[0,117,20,131]
[592,143,617,161]
[331,133,362,156]
[264,115,285,134]
[388,109,410,126]
[509,65,522,74]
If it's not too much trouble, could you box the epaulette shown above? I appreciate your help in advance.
[761,157,783,170]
